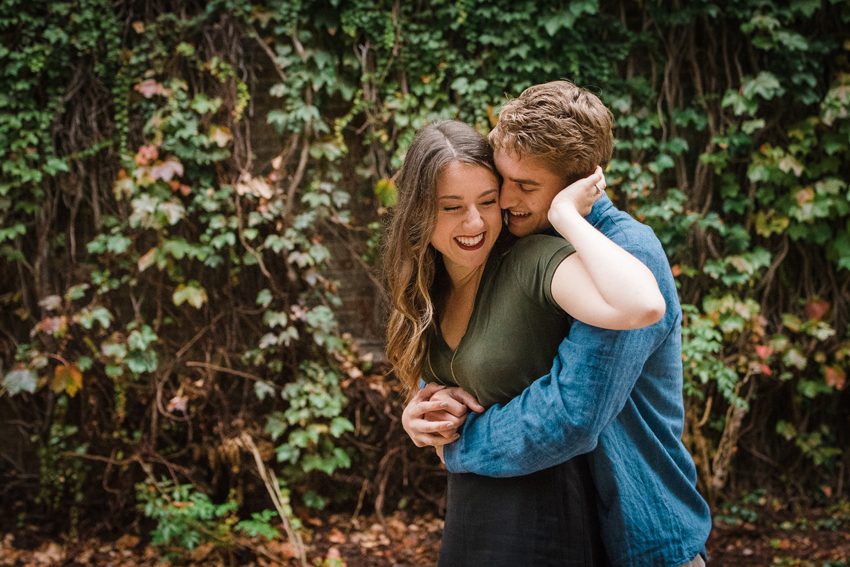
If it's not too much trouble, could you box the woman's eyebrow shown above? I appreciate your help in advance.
[439,188,498,200]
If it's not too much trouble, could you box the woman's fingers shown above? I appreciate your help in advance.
[594,166,607,193]
[407,418,461,447]
[551,167,606,217]
[403,384,483,448]
[416,400,454,414]
[403,388,461,447]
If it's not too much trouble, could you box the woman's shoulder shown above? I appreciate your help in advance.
[507,233,574,261]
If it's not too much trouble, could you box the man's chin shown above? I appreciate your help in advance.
[506,224,533,238]
[504,215,533,237]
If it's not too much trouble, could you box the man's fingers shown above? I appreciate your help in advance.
[423,409,464,423]
[430,387,484,416]
[450,389,485,413]
[431,397,469,418]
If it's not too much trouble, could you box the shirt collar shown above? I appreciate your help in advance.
[585,192,614,227]
[541,193,614,237]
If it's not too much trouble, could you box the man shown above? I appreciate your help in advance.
[403,81,711,567]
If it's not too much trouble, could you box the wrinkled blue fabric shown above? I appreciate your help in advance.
[443,194,712,567]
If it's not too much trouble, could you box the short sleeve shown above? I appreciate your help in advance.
[506,235,575,312]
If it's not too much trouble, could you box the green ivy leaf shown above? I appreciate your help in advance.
[236,510,280,540]
[77,306,113,329]
[330,417,354,437]
[254,381,275,401]
[126,351,158,374]
[190,93,223,114]
[173,283,208,308]
[3,368,37,395]
[256,289,273,308]
[744,72,785,101]
[64,283,90,301]
[265,411,287,441]
[264,310,288,328]
[776,419,797,440]
[303,490,326,509]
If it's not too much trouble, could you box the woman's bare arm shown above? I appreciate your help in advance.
[548,168,666,330]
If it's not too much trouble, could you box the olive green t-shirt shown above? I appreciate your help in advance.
[423,235,576,408]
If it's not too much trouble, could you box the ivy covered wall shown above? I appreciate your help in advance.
[1,0,849,556]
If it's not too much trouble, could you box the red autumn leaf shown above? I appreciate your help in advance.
[30,316,68,337]
[135,79,163,98]
[138,248,157,272]
[805,299,829,321]
[135,144,158,165]
[795,188,814,206]
[150,159,184,181]
[671,265,681,277]
[167,395,188,412]
[761,364,773,376]
[754,345,773,360]
[52,363,83,397]
[825,366,846,390]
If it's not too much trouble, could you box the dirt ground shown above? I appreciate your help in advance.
[1,507,848,566]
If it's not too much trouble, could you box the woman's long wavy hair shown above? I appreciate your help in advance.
[384,121,498,393]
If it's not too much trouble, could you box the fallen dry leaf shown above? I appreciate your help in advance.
[32,542,63,565]
[115,534,140,550]
[327,528,346,544]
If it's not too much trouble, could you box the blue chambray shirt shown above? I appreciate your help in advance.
[443,194,712,567]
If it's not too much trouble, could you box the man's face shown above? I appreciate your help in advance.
[494,149,565,237]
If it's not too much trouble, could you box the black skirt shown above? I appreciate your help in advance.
[438,455,609,567]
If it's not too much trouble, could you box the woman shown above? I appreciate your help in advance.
[384,121,663,566]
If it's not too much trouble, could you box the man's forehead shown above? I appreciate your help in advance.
[494,150,555,183]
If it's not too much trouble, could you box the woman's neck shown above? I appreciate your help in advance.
[438,261,486,350]
[444,261,485,293]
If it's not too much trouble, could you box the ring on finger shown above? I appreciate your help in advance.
[593,182,602,194]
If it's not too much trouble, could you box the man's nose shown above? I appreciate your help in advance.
[499,184,517,209]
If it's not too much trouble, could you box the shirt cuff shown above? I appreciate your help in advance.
[443,438,468,473]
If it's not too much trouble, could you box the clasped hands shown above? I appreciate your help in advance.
[402,382,484,463]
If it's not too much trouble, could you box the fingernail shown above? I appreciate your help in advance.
[445,422,454,428]
[440,402,449,408]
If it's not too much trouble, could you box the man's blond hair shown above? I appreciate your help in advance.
[489,81,613,185]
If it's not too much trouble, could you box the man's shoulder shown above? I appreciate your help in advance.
[596,203,660,249]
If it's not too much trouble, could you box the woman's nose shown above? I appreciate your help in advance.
[464,207,484,230]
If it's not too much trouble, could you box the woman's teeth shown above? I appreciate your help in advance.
[510,211,531,217]
[456,234,484,246]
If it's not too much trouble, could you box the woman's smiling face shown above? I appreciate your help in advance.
[430,162,502,274]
